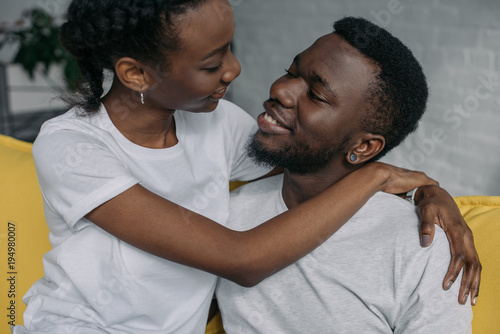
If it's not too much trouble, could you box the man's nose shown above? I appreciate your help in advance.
[269,77,303,109]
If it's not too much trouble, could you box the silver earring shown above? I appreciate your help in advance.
[349,153,358,162]
[140,92,145,104]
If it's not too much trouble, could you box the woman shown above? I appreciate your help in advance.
[13,0,479,333]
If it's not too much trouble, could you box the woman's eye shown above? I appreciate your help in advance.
[205,63,223,73]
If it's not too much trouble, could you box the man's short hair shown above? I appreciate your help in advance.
[333,17,428,160]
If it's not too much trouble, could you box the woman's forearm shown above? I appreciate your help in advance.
[87,163,433,286]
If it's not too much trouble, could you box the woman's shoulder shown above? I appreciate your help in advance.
[33,105,111,157]
[38,105,106,137]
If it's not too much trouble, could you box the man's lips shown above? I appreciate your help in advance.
[256,101,291,134]
[263,100,291,129]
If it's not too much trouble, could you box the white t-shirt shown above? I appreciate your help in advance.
[216,175,473,334]
[13,100,270,334]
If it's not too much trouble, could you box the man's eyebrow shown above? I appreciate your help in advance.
[311,71,336,97]
[202,42,231,60]
[294,54,337,98]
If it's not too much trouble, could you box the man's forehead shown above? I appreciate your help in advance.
[297,33,379,81]
[301,33,363,62]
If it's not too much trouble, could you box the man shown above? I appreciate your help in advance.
[216,17,473,333]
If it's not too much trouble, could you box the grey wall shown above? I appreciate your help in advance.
[0,0,70,114]
[0,0,70,62]
[230,0,500,196]
[1,0,499,195]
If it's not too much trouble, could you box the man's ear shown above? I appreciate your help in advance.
[114,57,152,93]
[346,133,385,164]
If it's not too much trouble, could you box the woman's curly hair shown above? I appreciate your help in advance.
[59,0,206,113]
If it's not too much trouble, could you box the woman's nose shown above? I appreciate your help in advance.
[221,50,241,83]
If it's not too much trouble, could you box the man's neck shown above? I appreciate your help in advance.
[281,162,357,209]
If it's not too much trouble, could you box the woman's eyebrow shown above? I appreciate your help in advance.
[202,42,231,60]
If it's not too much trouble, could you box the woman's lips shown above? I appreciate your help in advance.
[210,87,227,99]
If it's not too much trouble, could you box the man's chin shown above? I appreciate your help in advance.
[246,136,279,169]
[246,135,345,175]
[246,136,308,173]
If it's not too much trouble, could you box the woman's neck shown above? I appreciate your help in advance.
[102,81,178,149]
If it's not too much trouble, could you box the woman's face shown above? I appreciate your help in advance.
[146,0,241,113]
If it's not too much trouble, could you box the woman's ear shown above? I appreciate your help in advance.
[346,133,385,164]
[114,57,151,93]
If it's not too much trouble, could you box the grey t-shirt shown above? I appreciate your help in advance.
[216,175,472,334]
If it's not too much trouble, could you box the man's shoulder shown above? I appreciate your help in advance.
[367,191,416,211]
[355,191,418,230]
[349,192,431,249]
[362,192,449,261]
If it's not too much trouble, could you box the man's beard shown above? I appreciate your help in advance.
[246,133,351,175]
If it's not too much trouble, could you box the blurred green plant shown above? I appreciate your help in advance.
[0,8,80,89]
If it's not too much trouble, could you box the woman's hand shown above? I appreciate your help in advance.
[368,162,439,194]
[415,185,481,306]
[368,162,480,306]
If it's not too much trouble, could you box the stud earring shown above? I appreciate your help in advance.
[349,153,358,162]
[140,92,145,105]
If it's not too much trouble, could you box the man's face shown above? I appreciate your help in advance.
[248,33,379,173]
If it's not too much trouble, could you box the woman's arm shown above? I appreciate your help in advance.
[86,162,434,287]
[414,185,481,306]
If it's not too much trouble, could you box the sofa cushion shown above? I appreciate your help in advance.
[454,195,500,333]
[0,135,52,330]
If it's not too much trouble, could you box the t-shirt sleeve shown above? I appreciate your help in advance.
[221,101,272,182]
[393,229,473,333]
[33,130,139,230]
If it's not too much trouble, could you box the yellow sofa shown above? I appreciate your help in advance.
[1,134,499,333]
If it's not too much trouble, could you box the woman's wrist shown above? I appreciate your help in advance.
[405,187,419,205]
[359,162,391,192]
[413,184,441,204]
